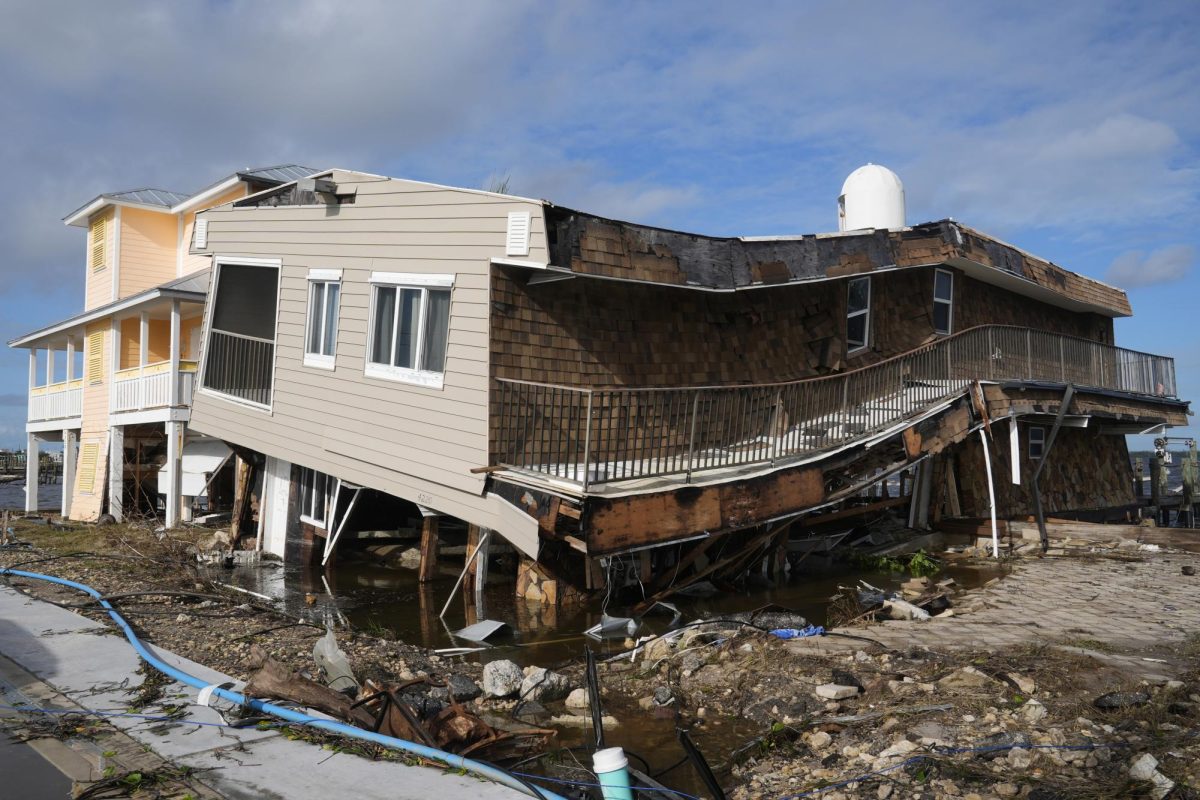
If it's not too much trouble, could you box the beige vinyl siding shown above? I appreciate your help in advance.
[84,208,116,311]
[119,208,179,297]
[71,320,112,520]
[187,171,549,539]
[180,187,245,275]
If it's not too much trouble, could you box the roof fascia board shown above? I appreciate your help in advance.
[502,254,1124,317]
[943,256,1125,318]
[63,197,176,227]
[319,168,546,204]
[8,288,206,348]
[170,176,243,215]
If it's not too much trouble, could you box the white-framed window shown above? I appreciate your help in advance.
[1028,426,1046,460]
[304,269,342,369]
[933,268,954,335]
[365,272,453,389]
[846,276,871,351]
[298,467,331,528]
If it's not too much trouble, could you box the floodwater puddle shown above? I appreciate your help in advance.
[207,550,1004,794]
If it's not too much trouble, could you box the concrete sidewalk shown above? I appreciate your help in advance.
[0,583,526,799]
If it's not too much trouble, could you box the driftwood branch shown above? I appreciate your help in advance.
[244,644,373,728]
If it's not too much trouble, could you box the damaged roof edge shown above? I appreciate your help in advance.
[542,205,1131,317]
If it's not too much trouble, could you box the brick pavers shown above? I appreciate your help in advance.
[791,551,1200,659]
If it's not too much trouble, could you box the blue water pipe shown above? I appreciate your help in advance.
[0,568,565,800]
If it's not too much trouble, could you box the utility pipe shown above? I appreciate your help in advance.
[0,568,561,800]
[978,428,999,558]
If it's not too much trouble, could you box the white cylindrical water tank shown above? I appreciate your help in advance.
[838,163,905,231]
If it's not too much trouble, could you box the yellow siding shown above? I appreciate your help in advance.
[120,317,140,370]
[181,315,202,359]
[118,208,178,298]
[84,208,116,311]
[181,187,245,275]
[72,320,112,521]
[148,319,170,362]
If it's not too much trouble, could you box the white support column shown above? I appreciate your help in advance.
[164,420,183,529]
[46,346,55,386]
[66,338,76,382]
[61,429,76,518]
[138,312,149,410]
[27,349,37,421]
[24,433,40,513]
[108,425,124,522]
[109,318,119,413]
[169,300,181,406]
[139,312,149,366]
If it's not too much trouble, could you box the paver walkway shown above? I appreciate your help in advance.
[792,552,1200,661]
[0,584,526,800]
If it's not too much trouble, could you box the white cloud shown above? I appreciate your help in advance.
[1106,245,1195,288]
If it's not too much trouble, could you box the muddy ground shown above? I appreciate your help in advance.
[1,517,1198,799]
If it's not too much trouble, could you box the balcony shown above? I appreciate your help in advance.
[28,380,83,423]
[111,361,198,413]
[494,325,1178,489]
[200,329,274,407]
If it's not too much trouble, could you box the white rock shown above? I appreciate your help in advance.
[1007,747,1034,769]
[565,688,590,709]
[520,667,571,702]
[481,659,524,698]
[808,731,832,749]
[815,684,859,700]
[1020,699,1047,722]
[876,738,918,761]
[1129,753,1175,800]
[1007,673,1037,695]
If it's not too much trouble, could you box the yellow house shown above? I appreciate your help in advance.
[9,166,315,525]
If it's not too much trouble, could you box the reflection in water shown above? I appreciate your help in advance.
[208,554,999,667]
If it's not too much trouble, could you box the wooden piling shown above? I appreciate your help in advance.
[418,515,440,583]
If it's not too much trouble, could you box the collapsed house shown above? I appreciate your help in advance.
[173,165,1187,603]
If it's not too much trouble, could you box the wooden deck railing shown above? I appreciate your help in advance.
[494,325,1177,489]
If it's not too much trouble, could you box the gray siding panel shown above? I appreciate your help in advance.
[188,170,548,547]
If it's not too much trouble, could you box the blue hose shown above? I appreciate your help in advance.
[0,567,564,800]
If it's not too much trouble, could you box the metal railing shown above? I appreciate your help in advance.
[201,329,274,407]
[494,325,1177,488]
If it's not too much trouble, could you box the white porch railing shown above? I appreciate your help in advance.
[28,380,83,422]
[111,361,198,413]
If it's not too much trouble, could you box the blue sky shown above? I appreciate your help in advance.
[0,0,1197,447]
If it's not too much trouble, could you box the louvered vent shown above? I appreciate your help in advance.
[506,212,531,257]
[78,443,99,494]
[89,216,107,270]
[86,330,105,384]
[194,217,209,249]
